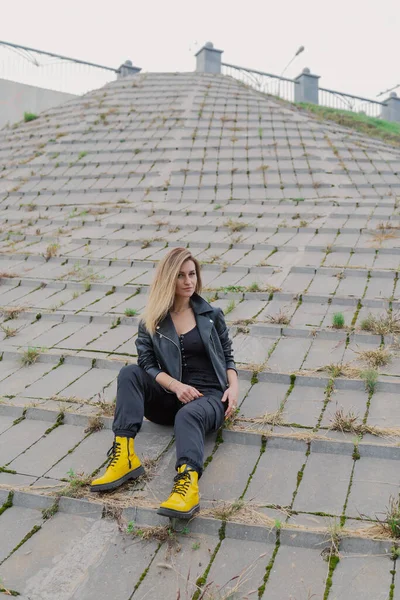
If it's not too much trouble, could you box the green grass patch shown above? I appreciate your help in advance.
[298,103,400,146]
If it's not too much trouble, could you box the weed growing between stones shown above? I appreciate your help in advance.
[44,243,60,261]
[266,309,290,325]
[84,415,104,434]
[0,491,14,516]
[124,308,138,317]
[223,218,247,233]
[224,299,236,315]
[42,498,60,520]
[0,577,19,596]
[0,271,19,278]
[357,347,392,368]
[58,469,92,498]
[332,312,345,329]
[0,323,18,338]
[360,311,400,335]
[20,346,41,366]
[2,306,25,320]
[376,496,400,539]
[24,111,38,122]
[360,368,378,395]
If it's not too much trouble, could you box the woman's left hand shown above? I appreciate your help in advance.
[222,385,238,420]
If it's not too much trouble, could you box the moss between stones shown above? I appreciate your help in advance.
[0,491,14,516]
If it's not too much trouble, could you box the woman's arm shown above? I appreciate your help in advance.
[214,308,237,373]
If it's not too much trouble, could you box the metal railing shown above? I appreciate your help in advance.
[221,62,298,103]
[221,61,388,119]
[0,41,138,96]
[319,87,386,118]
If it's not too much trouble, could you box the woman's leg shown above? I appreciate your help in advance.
[173,393,225,475]
[92,365,179,492]
[112,364,180,437]
[157,393,225,519]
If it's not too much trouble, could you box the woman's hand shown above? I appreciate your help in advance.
[222,385,238,420]
[170,381,203,404]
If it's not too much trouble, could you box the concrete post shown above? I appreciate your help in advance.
[195,42,223,74]
[117,60,141,79]
[381,92,400,123]
[294,68,320,104]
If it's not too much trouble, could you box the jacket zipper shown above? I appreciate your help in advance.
[157,332,182,382]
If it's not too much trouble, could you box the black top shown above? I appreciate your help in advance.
[179,326,221,392]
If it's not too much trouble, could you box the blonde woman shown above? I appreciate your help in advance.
[91,247,238,519]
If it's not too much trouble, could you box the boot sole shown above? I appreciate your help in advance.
[90,465,145,492]
[157,504,200,520]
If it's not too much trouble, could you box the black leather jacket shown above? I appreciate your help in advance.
[135,293,237,392]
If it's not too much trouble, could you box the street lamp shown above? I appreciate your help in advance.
[277,46,305,98]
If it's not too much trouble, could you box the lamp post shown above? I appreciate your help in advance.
[277,46,305,98]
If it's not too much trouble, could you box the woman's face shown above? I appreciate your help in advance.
[175,260,197,299]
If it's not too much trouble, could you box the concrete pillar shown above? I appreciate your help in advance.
[195,42,223,74]
[294,67,320,104]
[117,60,141,79]
[381,92,400,123]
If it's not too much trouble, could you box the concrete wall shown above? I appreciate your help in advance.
[0,79,76,129]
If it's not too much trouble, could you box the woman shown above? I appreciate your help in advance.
[90,247,238,519]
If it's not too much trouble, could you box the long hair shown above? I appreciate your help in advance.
[142,247,202,335]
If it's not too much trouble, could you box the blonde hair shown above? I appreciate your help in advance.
[142,247,202,335]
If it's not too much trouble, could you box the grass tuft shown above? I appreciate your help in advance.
[360,311,400,335]
[20,347,41,366]
[332,312,345,329]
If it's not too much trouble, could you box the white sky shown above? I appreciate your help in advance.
[2,0,399,100]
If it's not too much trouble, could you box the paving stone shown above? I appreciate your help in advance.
[0,512,119,599]
[31,321,86,348]
[329,553,392,600]
[46,428,114,479]
[60,368,117,400]
[0,506,43,562]
[0,419,50,465]
[283,383,325,427]
[0,361,52,396]
[263,545,328,599]
[302,337,346,370]
[293,450,354,514]
[23,364,91,398]
[206,537,275,597]
[232,334,276,365]
[9,424,86,477]
[245,443,307,505]
[268,337,312,372]
[136,533,218,600]
[239,381,289,418]
[321,388,369,428]
[0,415,14,434]
[200,442,261,501]
[346,456,400,519]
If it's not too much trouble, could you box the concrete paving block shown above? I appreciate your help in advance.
[233,334,276,365]
[283,383,325,427]
[200,442,260,501]
[0,361,52,397]
[56,323,110,349]
[31,321,86,348]
[228,299,267,320]
[135,533,218,600]
[302,337,347,371]
[86,325,135,352]
[206,537,274,598]
[0,415,14,434]
[239,381,289,419]
[0,419,50,465]
[245,445,307,505]
[329,553,392,600]
[9,424,87,477]
[321,388,369,428]
[46,428,114,479]
[289,301,328,328]
[60,368,116,400]
[0,512,118,599]
[0,359,21,382]
[0,472,36,487]
[267,337,312,372]
[346,456,400,519]
[0,505,43,562]
[262,545,328,600]
[293,451,354,514]
[23,364,91,398]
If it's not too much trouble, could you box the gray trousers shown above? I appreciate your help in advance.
[112,364,225,475]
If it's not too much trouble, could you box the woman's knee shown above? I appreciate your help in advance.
[118,363,144,384]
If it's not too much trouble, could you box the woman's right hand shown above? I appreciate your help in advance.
[170,381,202,403]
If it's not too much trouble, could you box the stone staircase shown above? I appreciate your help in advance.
[1,72,400,599]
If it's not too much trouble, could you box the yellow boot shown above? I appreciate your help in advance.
[157,465,200,519]
[90,436,144,492]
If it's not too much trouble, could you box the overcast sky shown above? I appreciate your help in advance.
[1,0,399,100]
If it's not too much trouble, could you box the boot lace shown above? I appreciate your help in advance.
[171,470,192,497]
[107,441,121,467]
